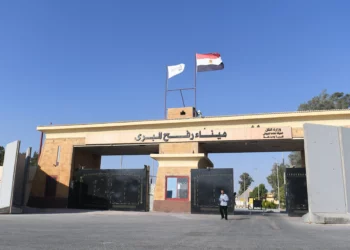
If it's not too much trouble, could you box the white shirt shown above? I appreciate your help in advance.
[219,194,229,206]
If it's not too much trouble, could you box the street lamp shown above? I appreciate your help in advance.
[243,174,246,208]
[254,168,260,200]
[272,157,281,211]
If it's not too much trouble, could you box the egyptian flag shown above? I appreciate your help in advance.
[196,53,224,72]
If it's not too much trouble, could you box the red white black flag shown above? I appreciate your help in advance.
[196,53,224,72]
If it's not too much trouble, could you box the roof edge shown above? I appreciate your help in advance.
[37,109,350,132]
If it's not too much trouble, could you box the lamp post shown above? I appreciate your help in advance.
[244,175,246,208]
[272,157,281,211]
[277,163,280,211]
[254,168,260,200]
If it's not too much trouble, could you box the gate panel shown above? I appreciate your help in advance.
[285,168,308,217]
[68,167,149,211]
[191,168,234,214]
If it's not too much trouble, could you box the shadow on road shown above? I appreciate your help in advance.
[233,209,286,217]
[23,207,104,215]
[228,217,250,221]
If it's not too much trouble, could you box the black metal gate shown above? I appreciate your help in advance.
[191,168,234,214]
[285,168,308,217]
[68,166,149,211]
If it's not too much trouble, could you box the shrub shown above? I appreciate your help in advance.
[262,200,277,209]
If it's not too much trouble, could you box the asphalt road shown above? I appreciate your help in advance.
[1,210,350,250]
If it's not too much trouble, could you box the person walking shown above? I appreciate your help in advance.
[219,189,229,220]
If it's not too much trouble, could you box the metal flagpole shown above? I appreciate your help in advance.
[194,54,197,111]
[164,66,168,119]
[180,90,185,107]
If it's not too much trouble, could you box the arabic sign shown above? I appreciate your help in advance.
[263,128,285,139]
[134,130,227,142]
[85,127,292,145]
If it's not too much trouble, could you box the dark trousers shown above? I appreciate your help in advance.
[220,206,228,219]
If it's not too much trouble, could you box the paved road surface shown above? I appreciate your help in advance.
[1,210,350,250]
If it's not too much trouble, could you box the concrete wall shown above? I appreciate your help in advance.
[149,183,155,211]
[0,141,20,213]
[0,142,38,213]
[340,127,350,214]
[304,124,350,215]
[24,166,38,206]
[12,153,26,207]
[0,166,2,195]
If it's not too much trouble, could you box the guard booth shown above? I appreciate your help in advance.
[248,197,263,210]
[285,168,308,216]
[191,168,234,214]
[68,166,150,211]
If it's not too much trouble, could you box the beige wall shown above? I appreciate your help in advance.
[38,110,350,142]
[159,142,201,154]
[154,166,195,201]
[167,107,195,119]
[31,138,85,198]
[154,142,202,202]
[153,157,212,202]
[73,149,101,170]
[292,128,304,138]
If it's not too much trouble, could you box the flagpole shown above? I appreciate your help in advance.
[194,53,197,111]
[165,65,168,119]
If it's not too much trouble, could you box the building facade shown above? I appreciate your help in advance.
[29,108,350,213]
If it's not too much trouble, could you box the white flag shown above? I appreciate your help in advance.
[167,63,185,79]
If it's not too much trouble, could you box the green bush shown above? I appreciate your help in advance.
[262,200,277,209]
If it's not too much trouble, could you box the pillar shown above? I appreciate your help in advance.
[151,142,212,213]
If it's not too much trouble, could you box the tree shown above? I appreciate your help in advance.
[289,90,350,167]
[249,184,268,199]
[266,163,287,206]
[238,172,254,195]
[0,147,39,167]
[0,146,4,166]
[298,90,350,111]
[288,151,302,168]
[30,151,39,166]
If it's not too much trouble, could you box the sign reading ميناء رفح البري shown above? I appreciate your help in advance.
[134,130,227,142]
[134,127,290,142]
[85,127,292,145]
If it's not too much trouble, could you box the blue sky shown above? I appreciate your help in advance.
[1,1,349,191]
